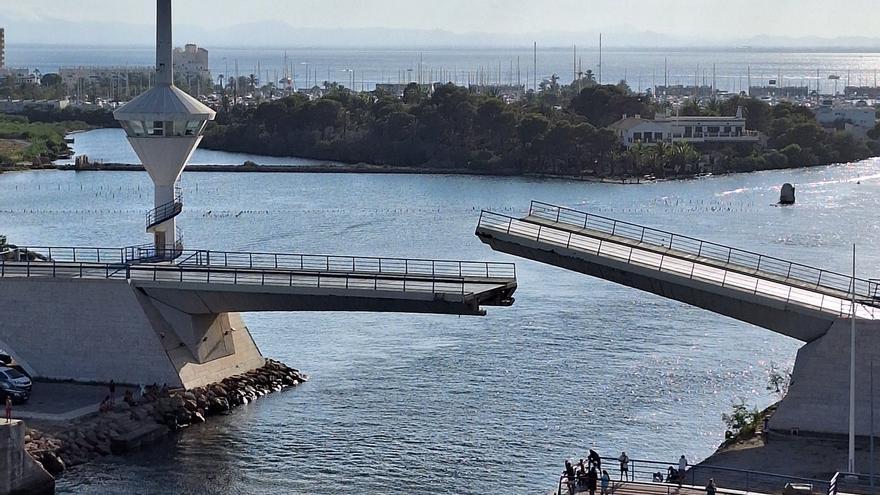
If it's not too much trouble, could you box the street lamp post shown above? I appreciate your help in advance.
[850,244,857,474]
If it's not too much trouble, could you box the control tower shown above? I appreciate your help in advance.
[113,0,215,259]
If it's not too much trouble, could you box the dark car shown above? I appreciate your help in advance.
[0,367,32,403]
[0,350,10,365]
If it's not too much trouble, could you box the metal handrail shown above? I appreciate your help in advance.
[0,247,517,299]
[145,191,183,230]
[1,246,516,280]
[556,456,830,495]
[527,201,879,305]
[476,211,877,319]
[174,249,517,279]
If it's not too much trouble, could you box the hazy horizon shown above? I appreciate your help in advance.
[3,0,880,48]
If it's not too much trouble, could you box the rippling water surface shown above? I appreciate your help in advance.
[3,131,880,493]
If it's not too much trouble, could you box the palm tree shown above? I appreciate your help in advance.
[669,142,700,175]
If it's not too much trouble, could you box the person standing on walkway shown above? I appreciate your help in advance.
[587,466,598,495]
[678,455,688,485]
[706,478,717,495]
[5,396,11,423]
[588,449,601,471]
[600,470,610,495]
[565,460,577,495]
[618,451,629,481]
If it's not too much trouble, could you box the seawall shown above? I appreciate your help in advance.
[0,420,54,495]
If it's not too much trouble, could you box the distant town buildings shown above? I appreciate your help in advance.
[610,107,761,148]
[173,43,211,81]
[59,66,153,91]
[748,86,810,99]
[469,84,526,103]
[814,100,878,138]
[0,98,69,113]
[58,44,210,95]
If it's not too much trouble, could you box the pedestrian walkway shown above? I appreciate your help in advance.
[557,481,769,495]
[476,201,878,341]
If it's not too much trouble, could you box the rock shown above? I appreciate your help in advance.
[780,183,795,205]
[38,452,65,476]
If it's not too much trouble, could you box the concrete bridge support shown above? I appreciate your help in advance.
[770,318,880,437]
[0,277,264,389]
[0,421,54,495]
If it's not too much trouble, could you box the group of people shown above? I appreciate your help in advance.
[99,381,171,414]
[563,450,610,495]
[563,452,717,495]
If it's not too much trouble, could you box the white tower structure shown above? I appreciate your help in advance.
[114,0,215,259]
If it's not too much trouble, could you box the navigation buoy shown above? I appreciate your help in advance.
[779,183,795,205]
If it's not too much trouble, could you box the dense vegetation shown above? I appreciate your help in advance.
[678,96,880,173]
[202,82,880,178]
[204,83,656,177]
[0,114,88,165]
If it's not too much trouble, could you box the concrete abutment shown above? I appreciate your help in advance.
[0,277,264,389]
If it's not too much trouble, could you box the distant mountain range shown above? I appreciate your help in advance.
[5,17,880,50]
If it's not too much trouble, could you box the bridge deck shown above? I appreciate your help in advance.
[0,247,517,316]
[476,202,878,321]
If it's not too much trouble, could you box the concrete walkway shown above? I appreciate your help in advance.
[556,480,769,495]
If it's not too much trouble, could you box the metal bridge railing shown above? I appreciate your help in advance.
[174,249,517,280]
[527,201,879,306]
[145,192,183,230]
[0,246,516,298]
[477,210,877,319]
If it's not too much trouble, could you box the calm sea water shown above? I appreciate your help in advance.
[10,44,880,94]
[1,130,879,493]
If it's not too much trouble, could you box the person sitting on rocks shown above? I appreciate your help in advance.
[123,389,136,406]
[99,395,112,413]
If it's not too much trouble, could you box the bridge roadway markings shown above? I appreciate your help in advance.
[480,217,878,320]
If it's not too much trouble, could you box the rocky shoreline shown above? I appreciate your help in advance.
[23,360,307,478]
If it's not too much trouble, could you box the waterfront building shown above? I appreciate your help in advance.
[59,66,153,92]
[375,82,435,98]
[0,99,69,113]
[469,84,526,103]
[0,68,40,86]
[173,43,211,81]
[844,86,880,98]
[609,107,760,148]
[748,85,810,99]
[814,101,877,138]
[655,85,714,98]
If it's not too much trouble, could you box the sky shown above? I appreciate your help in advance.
[2,0,879,45]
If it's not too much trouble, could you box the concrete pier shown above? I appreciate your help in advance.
[0,420,54,495]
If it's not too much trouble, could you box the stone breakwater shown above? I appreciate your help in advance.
[23,360,307,477]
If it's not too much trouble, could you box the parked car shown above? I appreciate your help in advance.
[0,367,31,403]
[0,349,11,365]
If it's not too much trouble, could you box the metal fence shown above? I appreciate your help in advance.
[556,457,831,495]
[0,246,517,297]
[174,249,516,280]
[476,210,876,319]
[527,200,880,305]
